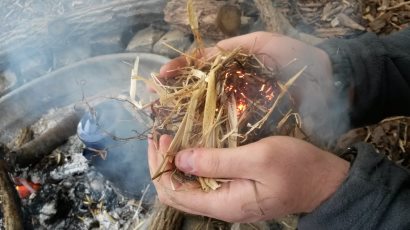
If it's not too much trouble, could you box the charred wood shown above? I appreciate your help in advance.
[6,110,84,168]
[0,159,24,230]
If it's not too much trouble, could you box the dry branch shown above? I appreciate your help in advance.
[378,1,410,11]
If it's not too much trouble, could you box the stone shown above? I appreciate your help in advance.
[187,38,218,52]
[126,26,165,53]
[90,33,124,56]
[153,30,192,58]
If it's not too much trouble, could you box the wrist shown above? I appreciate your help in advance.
[303,152,350,213]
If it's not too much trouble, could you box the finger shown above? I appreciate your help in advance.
[158,32,280,79]
[158,178,258,222]
[147,136,158,176]
[148,135,173,178]
[159,47,217,78]
[159,56,187,78]
[159,134,173,155]
[216,31,279,53]
[174,143,260,179]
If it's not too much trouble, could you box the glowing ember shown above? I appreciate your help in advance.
[14,178,41,199]
[221,60,279,117]
[237,100,247,113]
[259,84,266,92]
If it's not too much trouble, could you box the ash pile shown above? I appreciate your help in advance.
[0,102,154,230]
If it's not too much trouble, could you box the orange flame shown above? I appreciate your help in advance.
[237,100,247,113]
[15,178,41,199]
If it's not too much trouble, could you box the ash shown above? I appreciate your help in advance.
[16,136,150,230]
[5,107,152,230]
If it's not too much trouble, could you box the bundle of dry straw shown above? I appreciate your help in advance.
[134,0,306,191]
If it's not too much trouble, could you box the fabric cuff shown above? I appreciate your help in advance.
[298,142,408,229]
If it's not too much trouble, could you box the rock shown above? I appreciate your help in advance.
[90,33,124,55]
[248,18,266,33]
[187,38,218,52]
[126,26,165,53]
[153,30,192,58]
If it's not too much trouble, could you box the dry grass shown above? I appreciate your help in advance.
[132,0,308,191]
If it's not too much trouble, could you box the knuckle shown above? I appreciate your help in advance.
[254,140,275,168]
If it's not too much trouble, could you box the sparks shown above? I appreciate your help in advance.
[265,92,274,101]
[265,86,273,94]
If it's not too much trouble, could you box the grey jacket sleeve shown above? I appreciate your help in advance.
[299,29,410,229]
[317,28,410,127]
[298,143,410,229]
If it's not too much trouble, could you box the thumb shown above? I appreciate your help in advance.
[174,146,255,179]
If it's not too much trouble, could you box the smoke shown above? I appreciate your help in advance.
[77,99,155,197]
[0,0,166,89]
[298,78,350,149]
[0,0,167,199]
[282,58,351,150]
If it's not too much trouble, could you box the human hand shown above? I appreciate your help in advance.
[160,32,348,145]
[148,135,349,223]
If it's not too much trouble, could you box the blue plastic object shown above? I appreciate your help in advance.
[77,100,132,152]
[77,99,153,197]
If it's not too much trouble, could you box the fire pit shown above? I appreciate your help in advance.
[0,53,168,229]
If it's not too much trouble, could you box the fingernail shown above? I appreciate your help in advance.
[176,150,194,173]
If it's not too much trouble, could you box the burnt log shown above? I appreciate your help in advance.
[164,0,242,40]
[6,109,84,168]
[0,159,24,230]
[0,0,166,70]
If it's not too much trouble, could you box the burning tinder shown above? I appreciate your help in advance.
[133,0,307,191]
[134,47,305,191]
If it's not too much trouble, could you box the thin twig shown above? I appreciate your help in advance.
[378,1,410,11]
